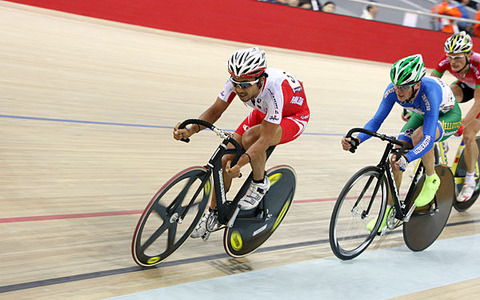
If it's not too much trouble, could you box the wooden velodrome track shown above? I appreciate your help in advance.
[1,2,480,299]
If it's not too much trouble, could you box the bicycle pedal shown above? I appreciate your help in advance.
[379,226,388,236]
[202,231,211,242]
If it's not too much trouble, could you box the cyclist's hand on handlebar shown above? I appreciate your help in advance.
[173,122,193,141]
[225,160,242,178]
[390,154,408,172]
[401,109,411,122]
[341,137,359,152]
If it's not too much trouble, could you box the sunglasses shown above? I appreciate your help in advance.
[230,77,259,89]
[394,83,415,92]
[446,54,466,61]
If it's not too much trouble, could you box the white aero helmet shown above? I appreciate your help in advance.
[444,31,473,54]
[228,47,267,78]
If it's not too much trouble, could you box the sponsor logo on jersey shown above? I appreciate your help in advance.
[291,96,304,106]
[422,94,431,111]
[384,87,395,98]
[402,128,414,138]
[267,89,279,109]
[301,114,309,120]
[413,135,431,155]
[269,115,279,121]
[442,120,462,131]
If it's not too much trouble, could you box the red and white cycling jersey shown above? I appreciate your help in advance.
[218,68,310,124]
[433,52,480,89]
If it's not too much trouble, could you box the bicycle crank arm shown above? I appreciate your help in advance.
[404,204,416,223]
[227,206,241,228]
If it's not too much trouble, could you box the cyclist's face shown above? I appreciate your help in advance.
[230,76,262,102]
[447,53,468,72]
[394,82,419,102]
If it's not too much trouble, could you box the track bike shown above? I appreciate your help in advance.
[131,119,297,267]
[329,128,454,260]
[427,137,480,212]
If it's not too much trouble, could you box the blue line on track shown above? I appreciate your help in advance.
[0,114,343,136]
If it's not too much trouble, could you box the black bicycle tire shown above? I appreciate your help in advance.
[329,166,387,260]
[131,166,211,267]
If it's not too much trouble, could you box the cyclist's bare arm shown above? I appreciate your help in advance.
[225,120,279,177]
[173,97,230,140]
[462,89,480,128]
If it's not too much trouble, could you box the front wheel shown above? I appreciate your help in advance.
[329,166,388,260]
[131,166,211,267]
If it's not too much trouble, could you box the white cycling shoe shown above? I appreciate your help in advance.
[457,182,476,202]
[238,177,270,210]
[191,208,219,238]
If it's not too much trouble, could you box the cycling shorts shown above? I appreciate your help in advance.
[399,101,461,144]
[235,109,310,145]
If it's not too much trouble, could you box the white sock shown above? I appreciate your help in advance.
[465,172,476,185]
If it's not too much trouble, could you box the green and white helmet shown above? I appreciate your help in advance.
[444,31,473,54]
[390,54,426,86]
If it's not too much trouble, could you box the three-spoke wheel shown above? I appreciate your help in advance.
[132,166,211,267]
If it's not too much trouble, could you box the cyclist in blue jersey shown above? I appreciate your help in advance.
[341,54,462,232]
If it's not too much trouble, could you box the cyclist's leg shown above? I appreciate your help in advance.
[453,82,478,201]
[454,82,477,175]
[458,119,480,201]
[411,128,441,176]
[233,110,273,182]
[414,104,461,206]
[236,113,308,209]
[397,113,423,188]
[462,119,480,175]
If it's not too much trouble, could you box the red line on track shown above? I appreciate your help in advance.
[0,198,337,223]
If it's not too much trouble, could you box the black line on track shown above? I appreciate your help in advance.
[0,219,477,293]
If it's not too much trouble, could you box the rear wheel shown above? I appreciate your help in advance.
[131,166,211,267]
[223,165,296,257]
[329,166,387,260]
[403,165,454,251]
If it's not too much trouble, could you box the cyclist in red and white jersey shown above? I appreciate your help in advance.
[431,31,480,202]
[173,47,310,238]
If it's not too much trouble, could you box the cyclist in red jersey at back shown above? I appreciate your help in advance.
[173,47,310,238]
[431,31,480,202]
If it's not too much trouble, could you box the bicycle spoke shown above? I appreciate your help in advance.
[167,176,197,211]
[167,223,177,249]
[140,221,171,252]
[132,167,211,267]
[329,166,387,260]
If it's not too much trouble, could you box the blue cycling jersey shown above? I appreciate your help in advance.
[356,76,455,162]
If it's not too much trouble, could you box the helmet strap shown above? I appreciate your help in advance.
[456,53,470,75]
[404,85,419,104]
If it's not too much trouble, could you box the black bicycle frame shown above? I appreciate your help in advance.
[177,118,276,225]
